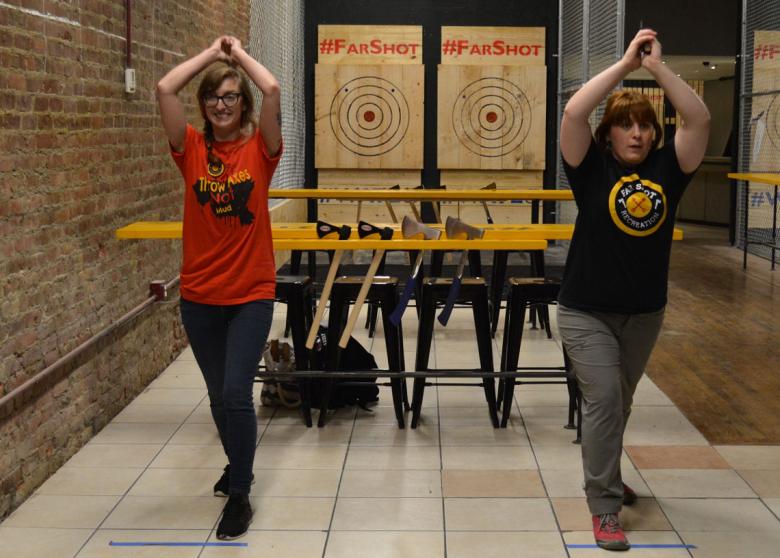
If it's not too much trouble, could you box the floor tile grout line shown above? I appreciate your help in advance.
[319,403,359,558]
[68,390,212,558]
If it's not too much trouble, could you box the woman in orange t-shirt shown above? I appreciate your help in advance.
[156,36,282,541]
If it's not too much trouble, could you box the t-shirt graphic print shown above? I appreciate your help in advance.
[608,173,667,237]
[192,162,255,225]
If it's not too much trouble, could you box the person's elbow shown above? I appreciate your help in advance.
[264,81,281,99]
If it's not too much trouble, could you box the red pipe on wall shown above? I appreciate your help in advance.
[0,277,179,420]
[126,0,131,67]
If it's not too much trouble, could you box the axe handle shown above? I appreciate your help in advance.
[384,200,398,223]
[389,250,424,326]
[338,249,385,348]
[481,201,494,225]
[409,201,421,222]
[306,249,343,349]
[437,250,467,326]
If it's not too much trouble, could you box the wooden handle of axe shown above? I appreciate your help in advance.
[306,250,344,349]
[338,249,385,348]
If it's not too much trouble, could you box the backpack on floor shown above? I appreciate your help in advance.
[309,327,379,408]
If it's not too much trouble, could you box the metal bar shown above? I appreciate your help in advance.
[255,369,567,379]
[0,276,180,419]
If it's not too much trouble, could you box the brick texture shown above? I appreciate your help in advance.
[0,0,250,519]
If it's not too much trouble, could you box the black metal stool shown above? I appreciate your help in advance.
[411,277,498,429]
[490,250,551,338]
[498,277,581,440]
[274,275,315,427]
[319,276,408,428]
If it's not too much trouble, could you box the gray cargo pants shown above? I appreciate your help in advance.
[557,304,665,515]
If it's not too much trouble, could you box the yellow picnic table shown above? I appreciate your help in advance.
[116,221,683,241]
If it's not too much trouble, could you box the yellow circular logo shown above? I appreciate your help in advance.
[608,174,667,237]
[207,161,225,177]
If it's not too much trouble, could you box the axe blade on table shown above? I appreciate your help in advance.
[437,216,484,326]
[305,221,351,349]
[481,182,496,224]
[388,216,441,326]
[337,221,394,348]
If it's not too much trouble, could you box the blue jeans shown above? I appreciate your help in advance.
[180,298,274,495]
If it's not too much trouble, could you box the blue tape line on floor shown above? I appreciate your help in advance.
[110,541,248,547]
[567,544,697,549]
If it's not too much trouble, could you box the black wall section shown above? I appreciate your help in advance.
[625,0,740,57]
[304,0,560,220]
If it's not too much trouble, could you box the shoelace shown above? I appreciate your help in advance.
[598,513,621,534]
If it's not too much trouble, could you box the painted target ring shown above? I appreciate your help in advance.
[452,78,532,157]
[329,76,410,157]
[764,94,780,151]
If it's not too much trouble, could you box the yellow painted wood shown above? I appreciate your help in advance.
[440,26,545,66]
[268,188,573,201]
[727,172,780,186]
[314,64,424,169]
[317,25,422,65]
[317,169,421,187]
[437,64,546,170]
[271,238,547,251]
[440,170,543,188]
[117,222,683,241]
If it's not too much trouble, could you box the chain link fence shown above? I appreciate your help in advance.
[249,0,305,199]
[737,1,780,261]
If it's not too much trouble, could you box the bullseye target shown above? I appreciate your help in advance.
[329,76,410,157]
[452,78,532,157]
[315,64,423,169]
[438,65,545,170]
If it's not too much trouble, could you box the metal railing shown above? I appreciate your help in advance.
[0,277,180,420]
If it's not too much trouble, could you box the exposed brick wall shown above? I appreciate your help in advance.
[0,0,250,519]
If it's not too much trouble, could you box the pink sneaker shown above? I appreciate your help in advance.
[592,513,630,551]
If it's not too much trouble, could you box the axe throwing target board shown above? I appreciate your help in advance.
[315,64,424,169]
[437,65,546,170]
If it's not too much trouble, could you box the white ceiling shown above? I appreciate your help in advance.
[626,55,737,81]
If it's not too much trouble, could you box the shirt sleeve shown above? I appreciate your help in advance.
[562,138,601,191]
[170,124,200,173]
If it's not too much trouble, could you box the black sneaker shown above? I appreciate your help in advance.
[216,494,253,540]
[214,465,255,497]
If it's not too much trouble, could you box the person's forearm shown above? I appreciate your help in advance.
[644,59,710,128]
[564,59,633,122]
[231,48,280,97]
[157,47,221,95]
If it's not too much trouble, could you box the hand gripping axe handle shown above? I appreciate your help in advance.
[437,216,484,326]
[305,220,351,349]
[388,216,441,326]
[338,221,393,348]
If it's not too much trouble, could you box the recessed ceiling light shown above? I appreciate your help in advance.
[710,65,717,69]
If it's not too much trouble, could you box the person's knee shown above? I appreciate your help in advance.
[222,384,253,411]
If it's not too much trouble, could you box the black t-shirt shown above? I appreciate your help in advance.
[559,139,694,313]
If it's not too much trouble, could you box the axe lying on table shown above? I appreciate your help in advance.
[337,221,393,349]
[437,216,485,326]
[388,216,441,326]
[305,220,352,350]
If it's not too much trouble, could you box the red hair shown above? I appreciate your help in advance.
[595,90,662,151]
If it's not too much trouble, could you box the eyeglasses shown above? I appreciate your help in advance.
[203,92,242,107]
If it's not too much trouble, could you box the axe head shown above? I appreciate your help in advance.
[445,216,484,240]
[481,182,497,190]
[400,215,441,240]
[317,220,351,240]
[358,220,393,240]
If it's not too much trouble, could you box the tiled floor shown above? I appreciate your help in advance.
[2,304,779,557]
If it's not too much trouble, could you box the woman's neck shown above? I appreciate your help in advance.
[212,127,242,142]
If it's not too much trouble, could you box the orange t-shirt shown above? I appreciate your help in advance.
[171,124,281,304]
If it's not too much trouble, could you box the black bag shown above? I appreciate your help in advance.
[309,327,379,408]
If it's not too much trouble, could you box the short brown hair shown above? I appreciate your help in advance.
[196,64,258,137]
[595,90,662,151]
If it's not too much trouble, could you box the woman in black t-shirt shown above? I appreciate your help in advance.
[558,28,710,551]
